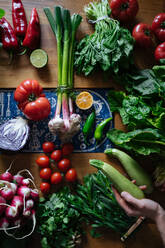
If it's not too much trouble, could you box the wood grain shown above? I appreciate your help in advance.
[0,0,165,248]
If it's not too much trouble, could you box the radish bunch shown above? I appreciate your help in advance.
[0,168,39,239]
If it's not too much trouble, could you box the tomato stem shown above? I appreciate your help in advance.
[160,21,165,29]
[28,93,36,102]
[121,2,129,10]
[144,29,150,36]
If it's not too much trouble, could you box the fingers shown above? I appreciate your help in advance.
[139,185,147,190]
[121,192,144,210]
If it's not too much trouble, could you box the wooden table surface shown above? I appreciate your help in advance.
[0,0,165,247]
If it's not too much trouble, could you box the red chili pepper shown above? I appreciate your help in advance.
[132,23,154,48]
[154,42,165,62]
[151,13,165,42]
[110,0,139,23]
[0,17,18,50]
[12,0,27,37]
[22,8,40,50]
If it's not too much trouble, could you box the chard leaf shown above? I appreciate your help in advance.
[107,128,165,156]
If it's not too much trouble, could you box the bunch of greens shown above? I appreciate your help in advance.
[107,65,165,156]
[67,171,136,237]
[74,0,134,76]
[37,187,83,248]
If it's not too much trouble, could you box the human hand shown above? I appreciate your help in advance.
[112,187,161,221]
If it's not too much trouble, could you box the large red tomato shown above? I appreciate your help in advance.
[110,0,139,23]
[14,79,51,121]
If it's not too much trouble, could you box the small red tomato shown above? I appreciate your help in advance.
[62,143,74,156]
[65,168,77,183]
[151,13,165,42]
[51,172,62,184]
[36,155,50,168]
[40,168,52,180]
[132,23,154,48]
[40,182,50,194]
[51,150,62,162]
[42,142,55,153]
[58,158,71,172]
[154,42,165,61]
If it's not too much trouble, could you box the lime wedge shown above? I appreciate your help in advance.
[30,49,48,68]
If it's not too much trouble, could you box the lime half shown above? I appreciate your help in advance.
[30,49,48,68]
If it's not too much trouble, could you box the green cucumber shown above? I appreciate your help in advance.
[104,148,153,194]
[90,159,145,199]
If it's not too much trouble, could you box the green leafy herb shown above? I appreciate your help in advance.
[37,187,83,248]
[107,128,165,156]
[74,0,134,76]
[67,171,136,237]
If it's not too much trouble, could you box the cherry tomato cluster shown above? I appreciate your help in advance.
[36,142,77,194]
[131,13,165,62]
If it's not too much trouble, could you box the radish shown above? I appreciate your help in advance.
[21,178,30,186]
[0,172,13,182]
[13,218,22,227]
[0,196,6,215]
[10,183,17,194]
[26,199,34,209]
[0,217,9,229]
[30,189,39,201]
[23,209,31,217]
[17,186,31,199]
[13,175,24,185]
[11,196,23,211]
[5,206,18,219]
[1,188,14,201]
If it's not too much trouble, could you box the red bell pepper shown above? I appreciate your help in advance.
[22,8,40,50]
[12,0,27,37]
[154,42,165,62]
[151,13,165,42]
[110,0,139,23]
[132,23,154,48]
[0,17,18,50]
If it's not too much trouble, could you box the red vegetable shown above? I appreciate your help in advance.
[40,168,51,180]
[110,0,139,23]
[0,17,18,50]
[0,172,13,182]
[14,79,51,121]
[62,143,74,156]
[40,182,50,194]
[152,13,165,42]
[65,168,77,183]
[0,196,6,215]
[51,172,62,185]
[132,23,154,48]
[42,142,55,153]
[51,150,62,162]
[36,155,50,168]
[57,158,71,172]
[23,8,40,50]
[12,0,27,37]
[154,42,165,61]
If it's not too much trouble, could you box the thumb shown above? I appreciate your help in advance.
[121,191,142,208]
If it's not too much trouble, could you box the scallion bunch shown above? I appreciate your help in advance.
[44,6,82,142]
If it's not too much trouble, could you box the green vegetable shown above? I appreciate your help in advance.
[104,148,153,194]
[74,0,134,76]
[37,187,83,248]
[90,159,145,199]
[94,117,112,142]
[107,128,165,156]
[0,9,5,19]
[82,111,95,142]
[67,171,137,237]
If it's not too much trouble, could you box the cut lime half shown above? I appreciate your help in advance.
[30,49,48,68]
